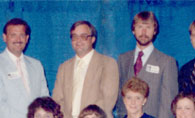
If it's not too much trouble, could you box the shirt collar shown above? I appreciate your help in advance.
[6,48,24,63]
[75,49,94,65]
[135,43,154,56]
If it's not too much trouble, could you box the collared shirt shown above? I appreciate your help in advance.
[74,49,94,70]
[6,48,30,92]
[134,44,154,66]
[72,49,94,118]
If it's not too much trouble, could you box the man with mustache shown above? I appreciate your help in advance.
[116,11,178,118]
[0,18,49,118]
[52,21,119,118]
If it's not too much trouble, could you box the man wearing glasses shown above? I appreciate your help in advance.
[52,21,119,118]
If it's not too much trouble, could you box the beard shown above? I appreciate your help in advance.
[135,34,153,46]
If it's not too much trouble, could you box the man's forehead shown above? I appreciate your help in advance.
[136,19,154,25]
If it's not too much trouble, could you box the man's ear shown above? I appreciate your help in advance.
[92,36,96,44]
[143,98,147,105]
[132,31,135,35]
[25,35,29,42]
[153,31,157,35]
[3,33,7,42]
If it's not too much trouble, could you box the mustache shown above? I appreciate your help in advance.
[139,35,149,39]
[13,42,23,44]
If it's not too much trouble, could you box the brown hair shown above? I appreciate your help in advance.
[3,18,31,35]
[189,20,195,35]
[79,104,106,118]
[121,77,149,98]
[27,96,63,118]
[171,92,195,116]
[131,11,158,33]
[70,20,97,39]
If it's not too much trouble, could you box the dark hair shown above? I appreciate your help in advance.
[27,97,63,118]
[131,11,158,34]
[79,104,106,118]
[70,20,97,39]
[121,77,149,98]
[3,18,31,35]
[171,92,195,116]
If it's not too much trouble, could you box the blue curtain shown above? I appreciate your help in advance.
[0,0,195,96]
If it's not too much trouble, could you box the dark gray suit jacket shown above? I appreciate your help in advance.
[116,48,178,118]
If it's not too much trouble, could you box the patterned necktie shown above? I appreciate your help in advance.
[134,51,144,76]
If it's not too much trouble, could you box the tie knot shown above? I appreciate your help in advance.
[77,59,84,68]
[16,58,21,63]
[138,51,144,57]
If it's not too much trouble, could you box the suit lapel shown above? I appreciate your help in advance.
[24,56,34,97]
[68,57,75,111]
[139,48,159,81]
[127,50,136,78]
[80,51,100,108]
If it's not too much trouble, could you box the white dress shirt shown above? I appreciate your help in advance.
[72,49,94,118]
[134,44,154,66]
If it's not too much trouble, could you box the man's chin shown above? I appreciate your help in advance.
[138,41,151,46]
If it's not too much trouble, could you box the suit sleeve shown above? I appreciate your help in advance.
[101,58,119,118]
[158,58,178,118]
[52,64,65,113]
[115,55,127,118]
[38,61,49,96]
[178,63,195,93]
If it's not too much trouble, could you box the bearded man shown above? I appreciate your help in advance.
[116,11,178,118]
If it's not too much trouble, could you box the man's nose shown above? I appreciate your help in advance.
[142,28,146,34]
[16,36,22,41]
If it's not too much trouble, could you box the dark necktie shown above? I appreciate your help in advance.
[134,51,144,76]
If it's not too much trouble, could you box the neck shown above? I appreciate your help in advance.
[77,49,93,58]
[137,42,152,50]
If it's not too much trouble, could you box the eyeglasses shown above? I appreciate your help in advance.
[71,34,92,41]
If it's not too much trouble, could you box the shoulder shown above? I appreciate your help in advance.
[0,52,7,63]
[94,51,117,63]
[61,57,74,65]
[118,50,134,63]
[180,58,195,71]
[24,55,42,65]
[58,57,75,69]
[153,48,175,61]
[119,50,134,58]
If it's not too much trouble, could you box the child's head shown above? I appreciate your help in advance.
[79,105,106,118]
[27,97,63,118]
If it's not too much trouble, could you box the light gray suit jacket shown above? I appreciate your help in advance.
[116,48,178,118]
[0,50,49,118]
[52,51,119,118]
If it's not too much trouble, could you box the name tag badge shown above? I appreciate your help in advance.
[146,64,160,74]
[7,71,20,80]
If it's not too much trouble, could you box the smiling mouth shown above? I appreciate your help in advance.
[129,106,137,109]
[13,42,23,45]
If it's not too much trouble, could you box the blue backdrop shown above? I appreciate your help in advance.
[0,0,195,96]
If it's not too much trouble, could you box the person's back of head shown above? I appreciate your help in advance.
[79,104,106,118]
